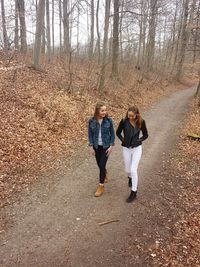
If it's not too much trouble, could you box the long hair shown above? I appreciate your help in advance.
[93,102,108,120]
[125,105,142,128]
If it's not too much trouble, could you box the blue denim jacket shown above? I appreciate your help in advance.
[88,117,115,149]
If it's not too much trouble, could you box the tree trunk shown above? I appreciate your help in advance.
[98,0,111,91]
[142,0,148,64]
[32,0,45,69]
[69,0,73,52]
[188,0,197,64]
[162,16,169,70]
[146,0,158,71]
[77,1,80,55]
[52,0,54,54]
[193,0,200,63]
[59,0,62,55]
[17,0,27,53]
[63,0,70,54]
[109,25,113,59]
[89,0,95,58]
[46,0,51,63]
[176,0,189,80]
[1,0,8,51]
[96,0,100,63]
[119,0,124,63]
[14,0,19,50]
[112,0,119,77]
[167,0,178,69]
[136,0,145,68]
[172,5,184,74]
[86,2,89,56]
[41,18,45,54]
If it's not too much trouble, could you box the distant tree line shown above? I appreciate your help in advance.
[1,0,200,89]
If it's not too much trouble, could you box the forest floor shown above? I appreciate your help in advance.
[0,51,197,208]
[0,86,199,266]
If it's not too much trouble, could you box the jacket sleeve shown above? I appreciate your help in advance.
[139,119,148,142]
[109,118,115,146]
[116,119,124,143]
[88,119,93,146]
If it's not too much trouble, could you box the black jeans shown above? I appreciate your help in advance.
[94,145,108,184]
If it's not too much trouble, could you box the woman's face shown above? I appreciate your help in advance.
[98,106,107,118]
[128,111,136,121]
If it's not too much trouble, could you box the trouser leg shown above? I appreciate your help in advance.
[130,146,142,191]
[122,147,132,176]
[94,146,101,168]
[95,146,108,184]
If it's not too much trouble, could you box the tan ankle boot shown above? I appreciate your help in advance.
[95,184,104,197]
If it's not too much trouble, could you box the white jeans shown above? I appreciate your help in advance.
[122,146,142,191]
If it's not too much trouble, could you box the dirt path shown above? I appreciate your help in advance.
[0,87,195,267]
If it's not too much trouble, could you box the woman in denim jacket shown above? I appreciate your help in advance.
[88,102,115,197]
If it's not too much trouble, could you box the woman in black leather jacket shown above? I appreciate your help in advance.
[116,105,148,202]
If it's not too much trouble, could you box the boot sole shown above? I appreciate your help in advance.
[94,193,103,197]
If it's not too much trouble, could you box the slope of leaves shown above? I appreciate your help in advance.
[0,51,195,208]
[149,99,200,267]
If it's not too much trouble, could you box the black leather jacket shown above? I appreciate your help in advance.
[116,118,148,148]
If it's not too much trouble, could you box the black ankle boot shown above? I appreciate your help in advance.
[128,177,132,187]
[126,190,137,203]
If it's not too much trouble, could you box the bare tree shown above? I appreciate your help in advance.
[63,0,70,54]
[14,0,19,50]
[146,0,158,70]
[142,0,148,64]
[32,0,45,69]
[52,0,55,54]
[59,0,62,55]
[136,0,144,68]
[0,0,197,89]
[76,1,80,55]
[112,0,120,77]
[167,0,179,69]
[176,0,190,80]
[16,0,27,53]
[69,0,73,51]
[89,0,94,58]
[41,17,45,54]
[99,0,111,91]
[119,0,125,62]
[95,0,100,63]
[172,3,184,74]
[1,0,8,50]
[192,0,199,63]
[46,0,51,62]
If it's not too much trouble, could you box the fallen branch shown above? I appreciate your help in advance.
[187,133,200,140]
[98,219,119,226]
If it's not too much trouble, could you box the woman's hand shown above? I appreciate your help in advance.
[89,146,95,156]
[106,146,113,157]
